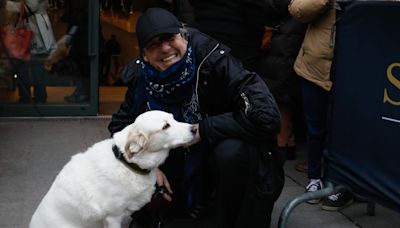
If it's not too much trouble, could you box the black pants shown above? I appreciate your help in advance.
[154,138,277,228]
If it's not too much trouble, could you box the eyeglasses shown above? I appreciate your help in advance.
[144,34,178,51]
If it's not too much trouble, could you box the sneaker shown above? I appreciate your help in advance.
[305,179,323,204]
[321,191,353,211]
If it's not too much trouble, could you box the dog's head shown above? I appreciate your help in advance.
[113,110,196,170]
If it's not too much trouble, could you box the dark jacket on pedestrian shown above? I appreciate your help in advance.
[108,28,284,227]
[257,18,307,103]
[189,0,291,71]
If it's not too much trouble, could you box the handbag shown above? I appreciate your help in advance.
[26,6,57,54]
[0,4,33,61]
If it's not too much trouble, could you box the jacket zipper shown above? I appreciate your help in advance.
[195,43,220,111]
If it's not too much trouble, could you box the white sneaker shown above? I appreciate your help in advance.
[305,179,324,204]
[321,191,354,211]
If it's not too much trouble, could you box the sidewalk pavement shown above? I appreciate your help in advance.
[1,118,399,228]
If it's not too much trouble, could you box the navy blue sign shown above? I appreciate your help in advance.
[326,1,400,212]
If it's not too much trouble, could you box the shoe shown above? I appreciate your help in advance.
[321,191,353,211]
[295,160,308,173]
[305,179,323,204]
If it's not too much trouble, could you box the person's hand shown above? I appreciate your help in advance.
[155,168,173,201]
[185,123,201,147]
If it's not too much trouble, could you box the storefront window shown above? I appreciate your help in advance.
[0,0,174,117]
[0,0,99,116]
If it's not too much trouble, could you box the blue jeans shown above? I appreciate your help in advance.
[301,79,330,179]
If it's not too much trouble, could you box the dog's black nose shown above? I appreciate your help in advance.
[191,126,197,135]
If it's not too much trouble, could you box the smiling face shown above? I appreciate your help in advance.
[142,33,188,72]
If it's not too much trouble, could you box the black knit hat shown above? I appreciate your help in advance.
[136,8,182,50]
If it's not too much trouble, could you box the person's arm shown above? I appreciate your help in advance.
[289,0,332,23]
[198,56,281,145]
[5,1,21,12]
[6,0,40,13]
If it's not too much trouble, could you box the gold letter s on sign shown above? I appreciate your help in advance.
[383,63,400,106]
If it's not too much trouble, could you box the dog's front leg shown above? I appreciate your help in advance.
[104,215,123,228]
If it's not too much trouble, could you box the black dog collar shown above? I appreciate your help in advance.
[112,144,151,175]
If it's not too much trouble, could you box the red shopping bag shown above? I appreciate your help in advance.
[0,4,33,61]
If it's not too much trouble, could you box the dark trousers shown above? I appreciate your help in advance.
[301,79,330,179]
[15,57,47,103]
[212,139,251,228]
[157,138,275,228]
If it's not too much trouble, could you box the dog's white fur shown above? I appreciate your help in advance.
[29,110,195,228]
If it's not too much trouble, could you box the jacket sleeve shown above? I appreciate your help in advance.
[6,0,40,12]
[199,56,281,144]
[289,0,333,23]
[5,1,20,12]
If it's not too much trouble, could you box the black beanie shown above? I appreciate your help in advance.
[136,8,182,50]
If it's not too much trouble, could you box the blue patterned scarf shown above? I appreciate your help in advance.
[142,44,202,123]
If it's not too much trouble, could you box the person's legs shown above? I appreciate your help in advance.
[211,139,250,228]
[301,79,330,203]
[65,56,90,103]
[277,103,296,160]
[211,139,279,228]
[31,56,47,103]
[15,60,31,103]
[301,79,330,180]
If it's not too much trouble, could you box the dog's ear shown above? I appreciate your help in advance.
[125,130,148,159]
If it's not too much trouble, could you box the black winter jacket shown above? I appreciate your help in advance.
[189,0,290,41]
[189,0,291,70]
[108,28,280,145]
[109,29,284,226]
[258,18,307,103]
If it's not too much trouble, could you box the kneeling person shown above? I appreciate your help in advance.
[108,7,284,228]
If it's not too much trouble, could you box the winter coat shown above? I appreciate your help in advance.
[257,18,307,103]
[108,28,280,144]
[189,0,291,70]
[108,28,284,226]
[289,0,336,91]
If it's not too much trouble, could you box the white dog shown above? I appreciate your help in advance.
[29,110,196,228]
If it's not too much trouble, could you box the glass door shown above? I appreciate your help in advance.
[0,0,100,116]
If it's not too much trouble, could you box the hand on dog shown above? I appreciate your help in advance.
[155,168,173,202]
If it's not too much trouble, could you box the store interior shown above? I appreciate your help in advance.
[0,1,171,115]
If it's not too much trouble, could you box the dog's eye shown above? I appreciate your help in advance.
[162,123,170,130]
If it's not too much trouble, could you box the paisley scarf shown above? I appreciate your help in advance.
[143,44,202,123]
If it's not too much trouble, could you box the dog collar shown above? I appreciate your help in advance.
[112,144,151,175]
